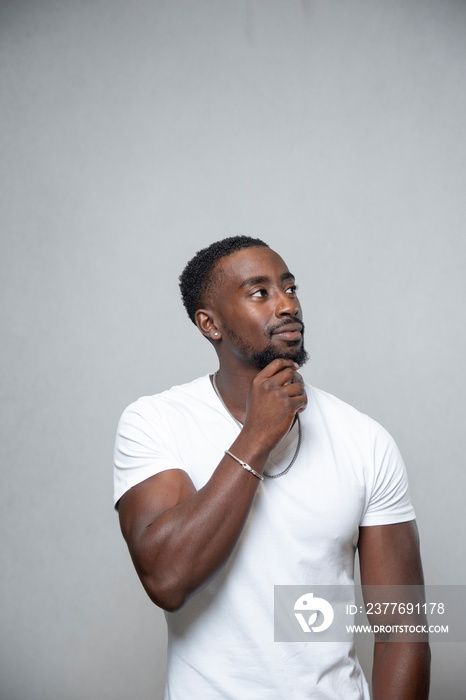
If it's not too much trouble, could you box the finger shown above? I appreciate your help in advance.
[290,393,308,414]
[266,366,302,387]
[292,389,308,407]
[257,358,299,379]
[284,380,306,397]
[284,371,303,386]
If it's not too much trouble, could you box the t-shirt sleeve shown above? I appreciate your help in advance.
[113,399,185,508]
[360,418,416,526]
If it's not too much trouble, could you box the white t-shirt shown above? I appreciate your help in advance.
[114,376,415,700]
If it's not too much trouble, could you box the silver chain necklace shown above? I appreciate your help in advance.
[211,371,302,479]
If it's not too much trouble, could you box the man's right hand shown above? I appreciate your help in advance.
[243,358,307,454]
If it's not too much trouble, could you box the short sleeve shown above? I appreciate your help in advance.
[113,398,185,508]
[360,419,416,526]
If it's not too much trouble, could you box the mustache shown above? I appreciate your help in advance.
[268,317,304,337]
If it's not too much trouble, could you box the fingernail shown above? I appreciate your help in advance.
[294,362,299,369]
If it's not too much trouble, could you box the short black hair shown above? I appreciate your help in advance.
[179,235,269,324]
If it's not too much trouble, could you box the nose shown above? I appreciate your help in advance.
[275,289,301,318]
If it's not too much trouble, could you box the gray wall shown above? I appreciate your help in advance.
[1,1,465,698]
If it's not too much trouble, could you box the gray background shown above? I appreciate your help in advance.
[1,1,465,698]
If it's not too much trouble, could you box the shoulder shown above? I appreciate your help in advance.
[113,375,213,507]
[303,383,393,447]
[305,383,370,426]
[118,374,212,426]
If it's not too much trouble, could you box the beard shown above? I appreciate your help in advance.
[223,319,309,370]
[248,342,309,370]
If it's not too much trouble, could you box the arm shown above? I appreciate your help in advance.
[118,359,307,612]
[358,521,431,700]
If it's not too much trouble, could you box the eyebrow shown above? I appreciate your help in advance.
[239,272,295,289]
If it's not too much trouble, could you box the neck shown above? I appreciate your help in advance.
[213,360,259,425]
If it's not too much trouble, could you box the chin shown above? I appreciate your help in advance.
[251,344,309,370]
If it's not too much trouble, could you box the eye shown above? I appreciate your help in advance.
[285,285,298,295]
[251,288,268,298]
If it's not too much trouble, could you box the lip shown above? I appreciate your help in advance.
[271,323,303,341]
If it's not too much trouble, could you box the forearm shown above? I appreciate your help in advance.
[133,432,270,611]
[372,641,431,700]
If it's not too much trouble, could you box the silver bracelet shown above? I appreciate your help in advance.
[224,450,264,481]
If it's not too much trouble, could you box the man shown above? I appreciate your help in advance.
[114,235,430,699]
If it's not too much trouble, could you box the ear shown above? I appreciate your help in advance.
[195,309,222,341]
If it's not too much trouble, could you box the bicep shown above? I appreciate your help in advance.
[359,521,426,635]
[358,520,424,585]
[118,468,197,548]
[359,521,430,695]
